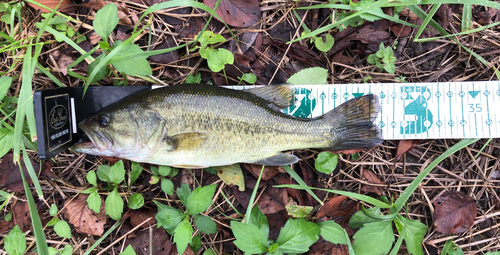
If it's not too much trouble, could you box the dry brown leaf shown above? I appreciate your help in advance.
[129,208,157,229]
[80,0,138,26]
[50,50,74,76]
[360,168,385,195]
[27,0,74,13]
[0,201,30,233]
[316,196,349,219]
[242,164,283,181]
[203,0,260,28]
[63,194,107,236]
[123,227,172,255]
[307,238,349,255]
[390,24,412,37]
[0,154,46,192]
[394,139,420,162]
[433,191,477,234]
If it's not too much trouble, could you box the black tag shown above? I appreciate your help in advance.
[44,94,72,151]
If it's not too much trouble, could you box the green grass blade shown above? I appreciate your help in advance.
[43,26,91,59]
[245,165,265,224]
[413,4,441,41]
[18,154,48,255]
[462,4,472,31]
[274,184,391,208]
[83,222,120,255]
[22,148,43,198]
[394,139,479,211]
[36,63,66,87]
[13,40,32,161]
[281,165,324,205]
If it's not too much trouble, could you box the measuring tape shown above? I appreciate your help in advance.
[227,81,500,140]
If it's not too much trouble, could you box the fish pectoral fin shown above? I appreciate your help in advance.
[165,132,208,151]
[249,153,299,166]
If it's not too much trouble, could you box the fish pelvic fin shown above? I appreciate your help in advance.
[245,85,295,109]
[248,153,299,166]
[165,132,208,151]
[323,94,383,151]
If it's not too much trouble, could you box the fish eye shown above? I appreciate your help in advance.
[97,114,110,127]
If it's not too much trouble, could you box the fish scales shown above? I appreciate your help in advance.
[74,84,383,167]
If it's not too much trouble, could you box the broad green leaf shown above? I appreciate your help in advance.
[276,218,320,254]
[231,221,269,254]
[185,73,202,84]
[150,166,159,175]
[196,31,225,48]
[384,63,396,74]
[315,151,338,174]
[149,175,160,185]
[88,54,109,83]
[241,73,257,84]
[48,247,59,255]
[287,67,328,85]
[317,221,349,245]
[4,212,12,221]
[349,207,382,228]
[119,245,136,255]
[394,216,427,255]
[199,47,212,59]
[49,204,58,216]
[186,184,217,215]
[177,183,191,206]
[96,165,111,182]
[352,221,395,255]
[193,214,217,234]
[54,220,72,239]
[127,193,144,209]
[109,160,125,185]
[4,225,26,255]
[93,3,118,43]
[248,206,269,237]
[161,178,174,196]
[130,162,143,186]
[190,235,202,253]
[87,171,97,186]
[169,167,179,177]
[105,187,124,221]
[60,245,73,255]
[87,191,101,213]
[203,249,216,255]
[47,218,58,227]
[314,34,334,52]
[158,165,171,177]
[207,48,234,72]
[109,41,152,76]
[484,252,500,255]
[174,216,193,255]
[154,200,186,233]
[215,164,245,191]
[0,76,12,101]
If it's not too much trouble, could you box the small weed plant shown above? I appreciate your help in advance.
[367,42,397,74]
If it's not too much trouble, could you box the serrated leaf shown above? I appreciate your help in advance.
[349,207,382,228]
[394,216,427,255]
[105,187,124,221]
[49,204,58,216]
[186,184,216,215]
[87,171,97,186]
[161,178,174,196]
[109,160,125,185]
[174,216,193,255]
[154,200,186,233]
[207,48,234,72]
[276,218,320,253]
[315,151,338,174]
[186,72,202,84]
[193,214,217,234]
[110,41,152,76]
[248,206,269,237]
[54,220,72,239]
[4,225,26,255]
[215,164,245,191]
[317,221,349,245]
[314,34,335,52]
[130,162,142,186]
[287,67,328,85]
[93,3,118,43]
[177,184,191,206]
[127,193,144,209]
[231,221,269,254]
[87,190,101,213]
[96,165,111,182]
[353,221,395,255]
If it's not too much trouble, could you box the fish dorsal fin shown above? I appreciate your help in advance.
[164,132,207,151]
[249,153,299,166]
[245,85,295,109]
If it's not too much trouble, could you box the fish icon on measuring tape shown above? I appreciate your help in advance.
[400,86,434,135]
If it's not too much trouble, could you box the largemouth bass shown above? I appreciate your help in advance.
[74,84,383,167]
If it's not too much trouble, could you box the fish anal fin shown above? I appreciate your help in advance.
[245,85,295,109]
[164,132,208,151]
[249,153,299,166]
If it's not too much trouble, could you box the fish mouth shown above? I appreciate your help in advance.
[73,129,113,155]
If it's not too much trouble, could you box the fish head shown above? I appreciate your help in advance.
[73,108,143,158]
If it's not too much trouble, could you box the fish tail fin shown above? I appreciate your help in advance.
[322,94,383,151]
